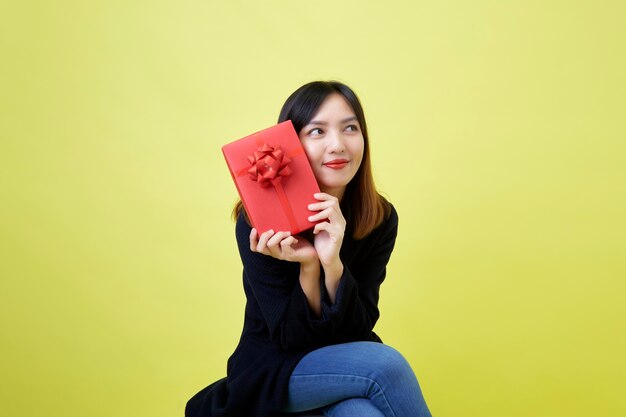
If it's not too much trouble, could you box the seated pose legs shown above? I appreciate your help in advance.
[186,81,433,417]
[324,399,385,417]
[282,342,432,417]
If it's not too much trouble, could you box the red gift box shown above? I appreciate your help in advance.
[222,120,321,235]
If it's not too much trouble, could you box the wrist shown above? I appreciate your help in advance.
[298,260,321,317]
[300,259,320,277]
[322,260,343,305]
[322,259,343,282]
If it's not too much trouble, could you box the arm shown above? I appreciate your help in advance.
[236,215,329,350]
[237,201,398,348]
[248,224,323,317]
[320,206,399,343]
[299,260,322,317]
[307,194,399,343]
[306,193,347,304]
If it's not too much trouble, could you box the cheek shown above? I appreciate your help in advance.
[302,142,322,164]
[300,142,313,161]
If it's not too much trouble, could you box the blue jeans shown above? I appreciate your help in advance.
[282,342,432,417]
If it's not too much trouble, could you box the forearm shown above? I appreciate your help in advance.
[322,259,344,304]
[299,261,322,318]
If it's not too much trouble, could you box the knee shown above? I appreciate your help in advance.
[365,343,416,384]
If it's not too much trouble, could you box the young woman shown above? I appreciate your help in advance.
[186,81,432,417]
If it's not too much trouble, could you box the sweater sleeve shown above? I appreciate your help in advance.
[320,205,399,343]
[235,214,330,350]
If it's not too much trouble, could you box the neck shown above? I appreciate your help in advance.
[320,185,345,202]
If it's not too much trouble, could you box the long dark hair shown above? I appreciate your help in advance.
[233,81,390,239]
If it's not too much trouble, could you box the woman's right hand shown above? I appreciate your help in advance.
[250,228,319,266]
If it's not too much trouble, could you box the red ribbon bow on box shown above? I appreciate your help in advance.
[238,142,300,231]
[247,144,293,187]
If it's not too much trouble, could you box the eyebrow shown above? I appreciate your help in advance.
[307,116,358,126]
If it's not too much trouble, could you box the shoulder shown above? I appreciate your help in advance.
[235,211,254,252]
[377,198,398,238]
[385,200,398,229]
[235,210,252,234]
[361,198,398,245]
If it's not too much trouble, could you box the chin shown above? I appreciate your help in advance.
[320,177,348,187]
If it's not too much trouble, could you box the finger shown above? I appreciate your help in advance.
[308,200,338,212]
[256,229,274,252]
[280,236,298,249]
[313,221,330,235]
[308,207,344,223]
[313,222,344,242]
[308,207,331,223]
[267,231,291,255]
[313,192,338,202]
[249,228,259,252]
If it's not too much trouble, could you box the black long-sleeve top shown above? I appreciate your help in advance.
[186,202,398,417]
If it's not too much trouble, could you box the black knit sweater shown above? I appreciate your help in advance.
[186,203,398,417]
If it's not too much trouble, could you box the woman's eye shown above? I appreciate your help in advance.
[345,124,359,132]
[308,128,323,136]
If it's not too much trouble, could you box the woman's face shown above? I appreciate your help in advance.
[298,93,364,200]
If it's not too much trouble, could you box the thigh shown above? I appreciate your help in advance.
[283,341,431,417]
[290,341,410,380]
[323,398,385,417]
[282,342,407,412]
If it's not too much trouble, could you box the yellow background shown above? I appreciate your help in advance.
[1,1,625,416]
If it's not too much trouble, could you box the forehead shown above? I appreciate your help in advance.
[310,94,356,121]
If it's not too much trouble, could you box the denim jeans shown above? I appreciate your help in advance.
[282,341,432,417]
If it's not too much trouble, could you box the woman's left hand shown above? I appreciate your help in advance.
[307,193,346,268]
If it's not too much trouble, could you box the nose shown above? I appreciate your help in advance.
[327,129,346,153]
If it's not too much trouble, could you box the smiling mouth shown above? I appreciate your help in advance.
[323,159,349,169]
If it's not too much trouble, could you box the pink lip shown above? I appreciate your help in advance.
[324,159,350,169]
[323,159,349,169]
